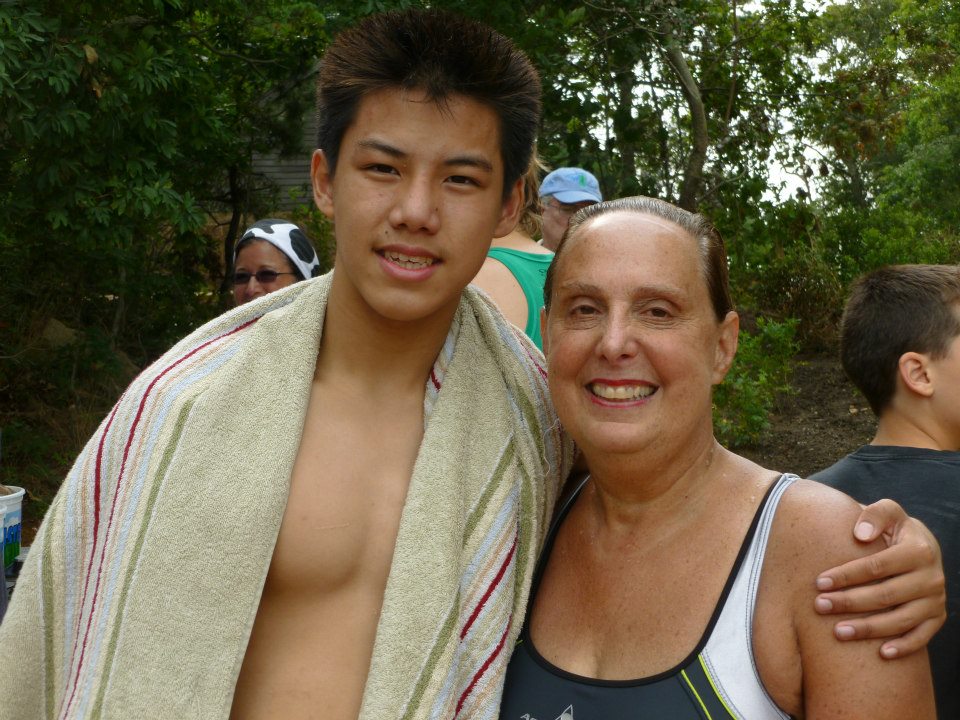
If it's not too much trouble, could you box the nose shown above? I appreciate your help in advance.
[389,175,440,234]
[243,275,264,300]
[596,310,639,362]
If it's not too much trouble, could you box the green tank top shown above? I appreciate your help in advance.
[485,247,554,350]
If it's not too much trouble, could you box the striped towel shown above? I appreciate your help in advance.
[0,271,573,719]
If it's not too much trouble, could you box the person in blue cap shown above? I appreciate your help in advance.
[539,166,602,251]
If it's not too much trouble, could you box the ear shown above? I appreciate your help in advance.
[711,311,740,385]
[540,306,550,355]
[898,351,934,398]
[492,176,524,239]
[311,149,335,219]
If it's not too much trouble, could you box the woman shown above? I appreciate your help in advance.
[232,219,321,305]
[500,197,936,718]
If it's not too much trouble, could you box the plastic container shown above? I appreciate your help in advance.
[0,486,24,572]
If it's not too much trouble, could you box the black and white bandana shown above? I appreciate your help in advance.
[236,219,321,280]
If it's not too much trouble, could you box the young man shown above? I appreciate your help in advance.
[813,264,960,718]
[0,11,566,720]
[0,10,946,720]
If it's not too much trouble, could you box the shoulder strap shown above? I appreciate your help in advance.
[700,474,797,720]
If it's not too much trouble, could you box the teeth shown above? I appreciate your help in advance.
[385,251,435,269]
[590,383,656,400]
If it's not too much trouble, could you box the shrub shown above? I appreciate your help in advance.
[714,317,799,447]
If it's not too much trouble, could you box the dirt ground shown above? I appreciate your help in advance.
[740,354,877,477]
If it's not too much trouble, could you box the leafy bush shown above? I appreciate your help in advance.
[714,317,799,448]
[289,192,337,273]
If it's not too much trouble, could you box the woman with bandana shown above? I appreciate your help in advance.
[232,219,321,305]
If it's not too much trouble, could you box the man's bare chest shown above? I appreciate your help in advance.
[266,386,425,593]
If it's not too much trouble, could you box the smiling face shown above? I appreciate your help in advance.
[311,88,522,328]
[542,210,738,460]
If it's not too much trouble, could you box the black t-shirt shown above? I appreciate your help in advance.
[812,445,960,720]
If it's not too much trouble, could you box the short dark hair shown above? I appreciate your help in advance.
[543,196,734,321]
[841,264,960,414]
[316,8,541,199]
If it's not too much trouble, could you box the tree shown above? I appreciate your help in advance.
[788,0,960,285]
[0,0,329,500]
[0,0,329,358]
[467,0,816,220]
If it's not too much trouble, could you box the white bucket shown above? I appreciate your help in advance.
[0,487,24,571]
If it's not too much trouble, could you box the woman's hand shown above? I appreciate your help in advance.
[813,499,946,659]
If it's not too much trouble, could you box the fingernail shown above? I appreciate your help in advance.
[881,645,899,659]
[815,597,833,612]
[855,521,874,540]
[816,576,834,591]
[835,624,855,640]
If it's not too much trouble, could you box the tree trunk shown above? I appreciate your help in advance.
[221,165,244,295]
[663,38,708,211]
[613,70,639,195]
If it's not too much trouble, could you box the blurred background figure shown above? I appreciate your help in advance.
[232,219,320,305]
[472,157,554,350]
[538,166,602,251]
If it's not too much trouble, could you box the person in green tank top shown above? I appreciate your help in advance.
[473,156,556,350]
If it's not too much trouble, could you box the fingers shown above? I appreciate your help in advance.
[815,573,917,615]
[816,540,939,592]
[852,498,908,541]
[815,582,947,660]
[878,618,945,659]
[825,612,945,659]
[817,501,946,661]
[820,587,942,634]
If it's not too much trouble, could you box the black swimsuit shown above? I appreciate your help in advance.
[498,475,796,719]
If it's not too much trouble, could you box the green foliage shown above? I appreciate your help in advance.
[0,0,329,359]
[714,318,799,448]
[0,0,329,509]
[784,0,960,292]
[288,191,337,272]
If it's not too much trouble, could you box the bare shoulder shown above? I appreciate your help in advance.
[773,478,882,563]
[471,257,527,328]
[757,477,936,718]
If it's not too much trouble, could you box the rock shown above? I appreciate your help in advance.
[41,318,79,348]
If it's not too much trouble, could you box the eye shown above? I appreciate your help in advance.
[447,174,479,186]
[572,304,598,315]
[638,302,677,322]
[567,301,602,320]
[365,163,398,175]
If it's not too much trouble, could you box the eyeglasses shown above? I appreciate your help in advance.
[231,270,297,285]
[547,198,596,215]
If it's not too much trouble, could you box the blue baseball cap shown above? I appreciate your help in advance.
[539,167,602,204]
